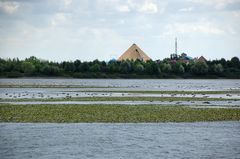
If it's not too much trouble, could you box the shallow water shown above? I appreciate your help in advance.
[1,79,239,159]
[1,78,240,91]
[0,122,240,159]
[1,79,239,100]
[0,88,239,99]
[1,79,239,107]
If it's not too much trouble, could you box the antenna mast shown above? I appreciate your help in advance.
[175,37,177,55]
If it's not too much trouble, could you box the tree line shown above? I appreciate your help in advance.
[0,56,239,78]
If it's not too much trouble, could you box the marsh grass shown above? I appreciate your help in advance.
[0,104,239,122]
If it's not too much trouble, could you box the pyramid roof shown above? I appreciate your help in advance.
[118,44,151,62]
[198,56,207,62]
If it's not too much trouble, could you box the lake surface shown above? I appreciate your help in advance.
[1,88,240,99]
[1,79,240,158]
[2,100,240,108]
[1,78,240,91]
[0,122,240,159]
[0,79,239,102]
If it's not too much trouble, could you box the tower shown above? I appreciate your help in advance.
[170,37,178,60]
[175,37,177,55]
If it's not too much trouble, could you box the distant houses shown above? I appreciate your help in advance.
[197,56,207,62]
[169,38,207,64]
[116,40,207,64]
[170,52,193,63]
[170,52,207,64]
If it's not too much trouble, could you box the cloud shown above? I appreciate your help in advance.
[0,1,20,14]
[118,19,125,24]
[117,5,130,12]
[138,1,158,14]
[50,13,68,27]
[233,10,240,17]
[189,0,239,10]
[64,0,72,7]
[163,21,225,36]
[179,7,193,12]
[109,0,159,14]
[0,0,240,61]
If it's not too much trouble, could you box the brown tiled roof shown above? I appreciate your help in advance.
[198,56,207,62]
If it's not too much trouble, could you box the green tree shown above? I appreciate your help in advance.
[108,62,119,73]
[63,62,75,72]
[78,62,89,72]
[90,63,101,72]
[41,65,60,75]
[21,62,35,74]
[74,60,81,72]
[191,61,208,75]
[161,63,172,73]
[152,62,161,74]
[100,61,107,72]
[178,65,185,74]
[120,61,131,74]
[0,60,6,73]
[230,57,239,68]
[219,58,227,68]
[172,62,185,74]
[133,63,144,74]
[25,56,40,65]
[144,61,160,75]
[93,59,101,65]
[213,64,224,74]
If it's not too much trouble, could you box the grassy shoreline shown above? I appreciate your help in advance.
[0,104,239,123]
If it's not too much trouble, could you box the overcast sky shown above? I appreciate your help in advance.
[0,0,240,61]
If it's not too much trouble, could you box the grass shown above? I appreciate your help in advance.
[0,96,239,102]
[0,104,240,122]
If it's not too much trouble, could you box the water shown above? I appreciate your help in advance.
[1,79,240,158]
[1,100,240,108]
[0,79,239,101]
[1,88,240,99]
[0,122,240,159]
[1,78,240,91]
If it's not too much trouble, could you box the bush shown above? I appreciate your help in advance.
[6,72,23,78]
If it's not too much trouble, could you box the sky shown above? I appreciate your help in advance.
[0,0,240,62]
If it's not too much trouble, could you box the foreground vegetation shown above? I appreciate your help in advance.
[0,104,239,122]
[1,56,240,78]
